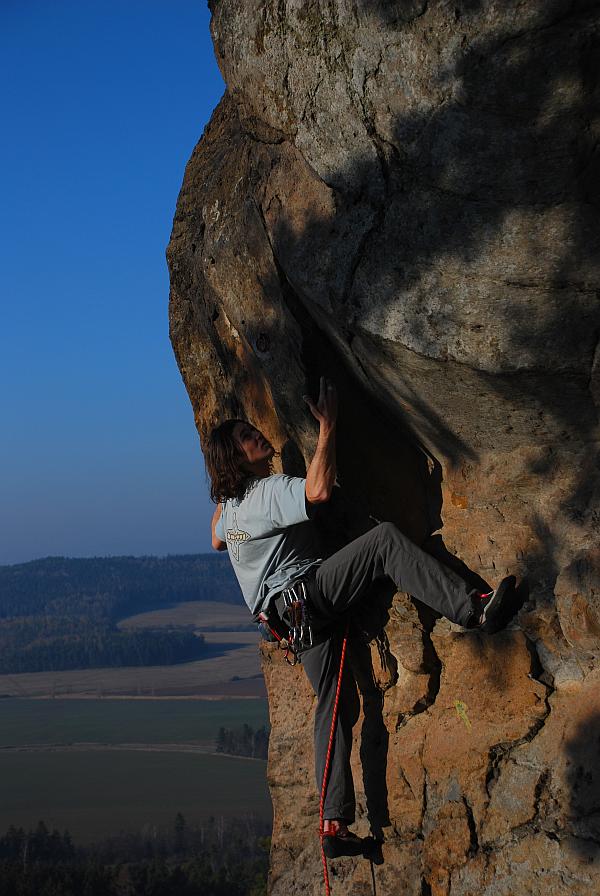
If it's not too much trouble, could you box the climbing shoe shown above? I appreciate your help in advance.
[477,575,517,633]
[321,830,365,858]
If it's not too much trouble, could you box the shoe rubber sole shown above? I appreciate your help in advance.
[479,575,517,634]
[322,832,364,858]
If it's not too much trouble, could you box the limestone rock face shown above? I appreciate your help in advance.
[167,1,600,893]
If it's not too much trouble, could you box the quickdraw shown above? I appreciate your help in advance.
[258,579,314,666]
[281,579,313,653]
[260,621,299,666]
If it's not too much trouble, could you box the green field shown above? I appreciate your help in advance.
[0,698,269,747]
[0,630,263,699]
[0,751,272,843]
[0,698,272,844]
[117,600,254,631]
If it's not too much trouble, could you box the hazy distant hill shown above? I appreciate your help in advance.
[0,554,242,673]
[0,554,241,620]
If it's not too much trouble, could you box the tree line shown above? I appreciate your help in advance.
[216,724,269,760]
[0,814,270,896]
[0,628,207,674]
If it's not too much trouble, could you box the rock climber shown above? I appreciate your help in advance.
[206,376,518,857]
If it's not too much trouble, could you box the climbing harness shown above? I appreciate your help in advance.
[319,620,350,896]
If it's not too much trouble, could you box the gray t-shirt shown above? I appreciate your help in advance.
[215,474,321,617]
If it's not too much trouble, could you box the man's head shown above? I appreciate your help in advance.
[205,419,275,503]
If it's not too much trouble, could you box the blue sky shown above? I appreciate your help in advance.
[0,1,225,564]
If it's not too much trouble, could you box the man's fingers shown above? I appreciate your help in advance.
[319,376,326,403]
[304,378,337,421]
[324,379,337,407]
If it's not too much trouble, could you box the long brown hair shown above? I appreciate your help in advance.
[205,419,252,503]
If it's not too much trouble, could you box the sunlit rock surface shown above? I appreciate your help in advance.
[167,1,600,892]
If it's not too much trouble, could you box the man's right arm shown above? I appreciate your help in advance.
[211,503,227,551]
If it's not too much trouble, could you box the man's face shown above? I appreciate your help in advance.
[232,422,274,471]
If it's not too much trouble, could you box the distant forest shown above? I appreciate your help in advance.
[0,555,242,674]
[0,814,269,896]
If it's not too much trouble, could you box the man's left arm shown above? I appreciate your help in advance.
[265,377,337,528]
[304,376,337,506]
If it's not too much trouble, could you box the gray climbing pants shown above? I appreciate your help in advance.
[277,522,478,824]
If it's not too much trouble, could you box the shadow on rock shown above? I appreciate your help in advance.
[352,638,391,841]
[564,710,600,854]
[346,585,395,842]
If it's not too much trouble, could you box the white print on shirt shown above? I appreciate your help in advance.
[226,511,251,562]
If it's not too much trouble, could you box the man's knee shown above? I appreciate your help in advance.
[375,521,401,540]
[373,522,413,558]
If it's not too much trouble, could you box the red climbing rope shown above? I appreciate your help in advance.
[319,621,350,896]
